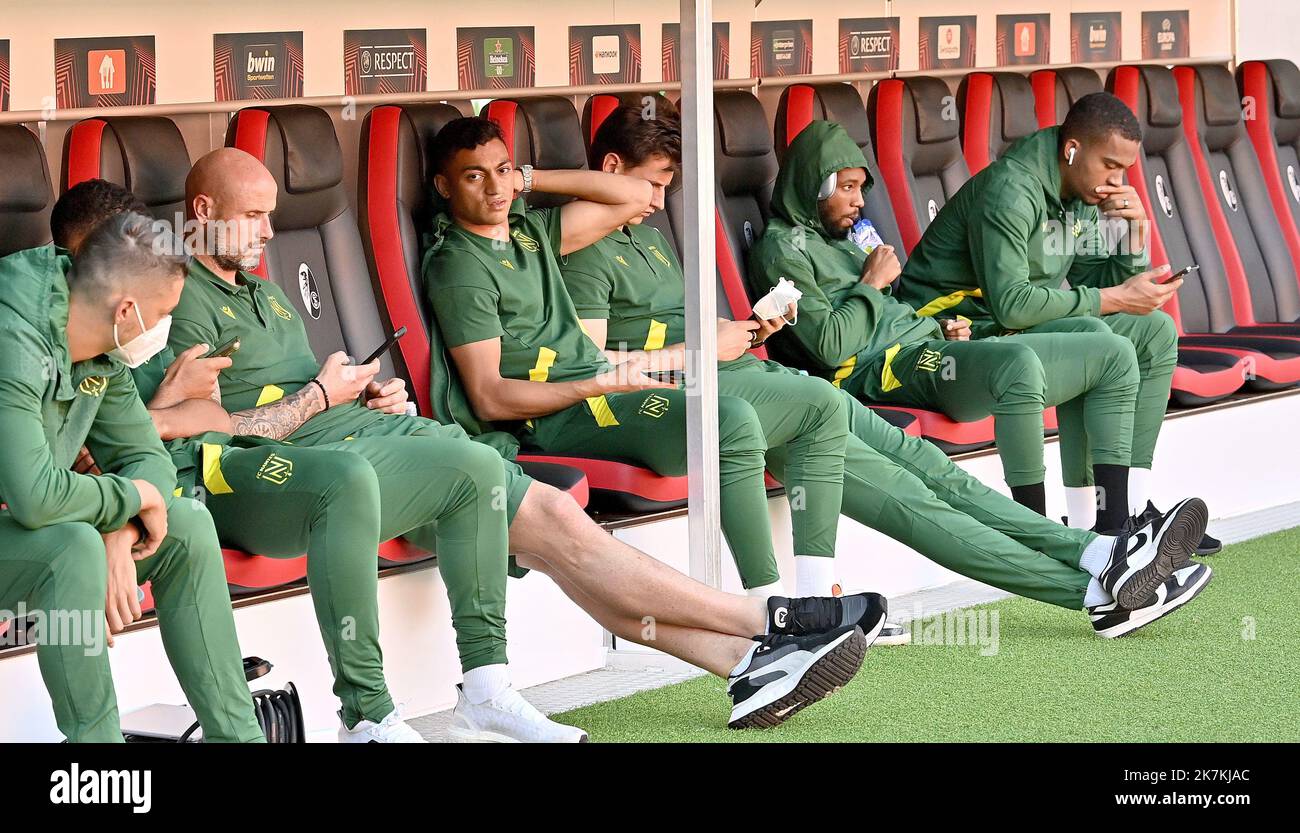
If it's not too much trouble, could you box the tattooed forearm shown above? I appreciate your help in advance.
[229,385,326,440]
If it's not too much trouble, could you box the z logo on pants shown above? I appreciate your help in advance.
[915,349,943,373]
[638,394,671,418]
[256,453,294,485]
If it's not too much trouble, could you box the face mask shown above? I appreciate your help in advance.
[109,303,172,368]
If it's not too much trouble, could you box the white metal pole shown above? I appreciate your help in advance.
[680,0,722,587]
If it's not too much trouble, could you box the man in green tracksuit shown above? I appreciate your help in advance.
[750,119,1144,531]
[557,104,1212,638]
[423,116,851,597]
[896,92,1184,535]
[0,218,264,743]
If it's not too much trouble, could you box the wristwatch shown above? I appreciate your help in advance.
[519,164,534,193]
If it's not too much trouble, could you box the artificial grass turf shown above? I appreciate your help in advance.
[555,526,1300,742]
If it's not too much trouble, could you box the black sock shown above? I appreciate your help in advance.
[1093,464,1131,532]
[1010,482,1047,516]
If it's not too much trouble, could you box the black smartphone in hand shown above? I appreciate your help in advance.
[1160,264,1198,284]
[360,327,407,366]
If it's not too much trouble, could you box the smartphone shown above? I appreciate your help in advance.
[360,326,407,366]
[206,337,240,358]
[1161,264,1198,284]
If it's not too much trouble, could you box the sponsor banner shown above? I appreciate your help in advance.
[344,28,426,95]
[839,18,900,73]
[570,24,641,85]
[1071,12,1122,63]
[996,14,1050,66]
[751,19,813,78]
[662,22,729,82]
[214,31,303,102]
[457,26,536,90]
[55,36,156,109]
[919,16,977,70]
[0,40,8,112]
[1142,10,1190,60]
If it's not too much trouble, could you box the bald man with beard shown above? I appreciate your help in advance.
[153,148,885,736]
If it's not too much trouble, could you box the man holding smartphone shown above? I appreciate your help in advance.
[896,92,1198,543]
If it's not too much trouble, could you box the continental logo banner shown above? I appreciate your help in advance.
[751,20,813,78]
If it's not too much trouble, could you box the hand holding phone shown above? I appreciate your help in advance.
[1160,264,1198,285]
[206,337,240,359]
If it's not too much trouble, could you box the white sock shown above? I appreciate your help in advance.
[794,555,836,596]
[1084,577,1113,607]
[1064,486,1098,529]
[1079,534,1117,579]
[746,580,785,598]
[1129,467,1152,516]
[462,664,511,705]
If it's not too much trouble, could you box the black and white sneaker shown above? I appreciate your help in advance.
[1134,501,1221,558]
[767,592,888,637]
[727,624,870,729]
[875,621,912,646]
[1100,497,1207,610]
[1089,563,1213,638]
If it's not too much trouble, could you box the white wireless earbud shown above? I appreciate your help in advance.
[1067,147,1077,166]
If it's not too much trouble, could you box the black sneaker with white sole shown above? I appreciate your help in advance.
[1100,497,1207,609]
[1133,500,1221,558]
[727,624,871,729]
[767,592,888,637]
[1089,563,1213,638]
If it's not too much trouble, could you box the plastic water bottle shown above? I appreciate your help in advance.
[850,218,885,253]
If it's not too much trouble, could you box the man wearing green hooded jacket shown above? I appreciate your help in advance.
[0,215,263,742]
[750,118,1147,534]
[560,105,1213,639]
[896,92,1193,542]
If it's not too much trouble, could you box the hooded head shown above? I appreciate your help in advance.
[770,120,873,239]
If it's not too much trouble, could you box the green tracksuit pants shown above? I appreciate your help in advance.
[0,498,264,743]
[525,379,849,589]
[1022,312,1178,483]
[869,321,1140,487]
[265,413,532,678]
[766,385,1099,609]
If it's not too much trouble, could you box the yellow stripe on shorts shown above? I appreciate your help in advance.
[880,343,904,393]
[831,355,857,388]
[201,443,234,494]
[256,384,285,406]
[585,395,620,427]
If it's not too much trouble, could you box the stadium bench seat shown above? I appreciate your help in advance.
[1175,64,1300,336]
[958,71,1040,174]
[1236,59,1300,270]
[1030,67,1251,406]
[1110,65,1300,391]
[63,116,192,222]
[0,124,54,256]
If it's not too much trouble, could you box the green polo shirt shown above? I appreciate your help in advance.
[424,200,611,386]
[168,258,386,444]
[897,126,1150,331]
[560,221,760,370]
[0,245,176,531]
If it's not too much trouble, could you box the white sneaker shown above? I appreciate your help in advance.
[337,708,427,743]
[446,685,588,743]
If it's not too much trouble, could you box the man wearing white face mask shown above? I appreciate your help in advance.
[0,213,265,742]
